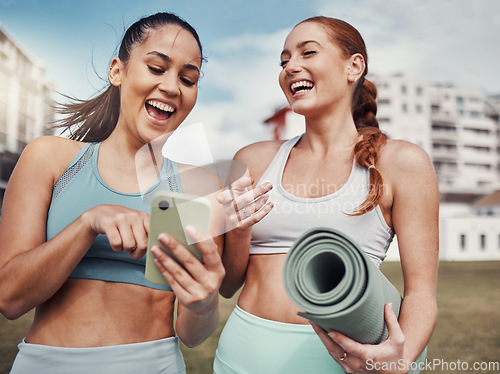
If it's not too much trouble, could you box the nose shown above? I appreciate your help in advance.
[158,72,180,97]
[284,55,302,75]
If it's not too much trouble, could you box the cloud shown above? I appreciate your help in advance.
[317,0,500,93]
[185,28,291,160]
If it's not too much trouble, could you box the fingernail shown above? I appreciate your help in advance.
[158,233,170,244]
[328,332,336,339]
[185,225,196,236]
[151,246,161,256]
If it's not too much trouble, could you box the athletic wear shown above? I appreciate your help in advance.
[249,135,394,267]
[10,337,186,374]
[215,135,395,373]
[213,306,344,374]
[46,142,182,290]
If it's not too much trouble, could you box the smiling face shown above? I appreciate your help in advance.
[279,22,354,119]
[109,25,202,143]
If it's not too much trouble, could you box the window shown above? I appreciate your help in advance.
[460,234,466,250]
[402,103,408,113]
[416,86,423,95]
[416,104,423,113]
[480,234,486,250]
[456,96,464,105]
[401,85,407,94]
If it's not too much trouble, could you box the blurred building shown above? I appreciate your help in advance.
[374,75,499,197]
[0,25,54,205]
[263,74,500,261]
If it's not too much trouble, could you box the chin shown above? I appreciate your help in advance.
[290,103,316,117]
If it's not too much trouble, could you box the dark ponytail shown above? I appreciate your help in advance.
[54,86,120,142]
[300,16,387,215]
[53,12,203,142]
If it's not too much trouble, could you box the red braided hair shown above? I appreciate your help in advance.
[300,17,387,215]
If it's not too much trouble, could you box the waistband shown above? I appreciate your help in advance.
[234,305,314,333]
[11,337,185,374]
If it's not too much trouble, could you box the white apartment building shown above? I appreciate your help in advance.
[373,74,499,195]
[0,25,54,200]
[263,74,500,261]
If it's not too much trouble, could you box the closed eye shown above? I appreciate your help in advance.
[148,66,164,74]
[280,59,289,68]
[181,77,196,86]
[304,50,317,57]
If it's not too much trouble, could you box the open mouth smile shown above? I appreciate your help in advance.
[145,99,176,121]
[290,80,314,95]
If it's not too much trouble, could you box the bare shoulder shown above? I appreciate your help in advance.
[378,139,434,174]
[19,136,85,182]
[233,140,285,182]
[23,136,83,159]
[378,139,438,191]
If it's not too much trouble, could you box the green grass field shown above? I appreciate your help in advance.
[1,261,499,374]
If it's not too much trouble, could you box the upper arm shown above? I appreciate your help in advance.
[0,137,80,268]
[380,141,439,297]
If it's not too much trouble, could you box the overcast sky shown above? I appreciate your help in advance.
[1,0,499,160]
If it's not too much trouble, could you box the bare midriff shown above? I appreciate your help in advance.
[237,254,307,325]
[25,279,176,347]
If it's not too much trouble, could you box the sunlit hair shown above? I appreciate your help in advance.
[53,12,204,142]
[298,16,387,215]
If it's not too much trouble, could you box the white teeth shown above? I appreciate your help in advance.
[147,100,175,113]
[291,80,314,93]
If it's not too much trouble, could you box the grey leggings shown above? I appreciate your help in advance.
[10,337,186,374]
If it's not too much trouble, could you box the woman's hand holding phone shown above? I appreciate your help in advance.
[151,227,225,314]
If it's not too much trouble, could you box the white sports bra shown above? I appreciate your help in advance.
[249,135,394,268]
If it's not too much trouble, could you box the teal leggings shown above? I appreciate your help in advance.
[214,305,344,374]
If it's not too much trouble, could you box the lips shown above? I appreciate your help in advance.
[145,99,176,122]
[290,80,314,95]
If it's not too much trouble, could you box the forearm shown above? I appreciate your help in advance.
[175,295,220,348]
[220,227,251,298]
[0,214,96,319]
[398,292,437,363]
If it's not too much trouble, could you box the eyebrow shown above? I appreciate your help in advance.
[280,40,321,58]
[146,51,200,73]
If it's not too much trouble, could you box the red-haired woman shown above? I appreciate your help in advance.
[215,16,438,374]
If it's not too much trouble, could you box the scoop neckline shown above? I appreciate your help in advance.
[91,142,167,197]
[276,135,358,203]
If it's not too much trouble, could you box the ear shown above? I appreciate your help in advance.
[346,53,365,84]
[109,57,123,87]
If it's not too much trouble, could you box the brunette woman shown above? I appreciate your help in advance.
[0,12,224,374]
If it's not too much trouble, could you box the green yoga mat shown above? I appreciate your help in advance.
[283,227,426,373]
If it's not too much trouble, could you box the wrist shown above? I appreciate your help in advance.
[79,208,99,237]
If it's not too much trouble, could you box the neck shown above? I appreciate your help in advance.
[100,128,168,188]
[299,109,360,155]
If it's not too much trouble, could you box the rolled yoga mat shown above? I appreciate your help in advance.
[283,227,426,373]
